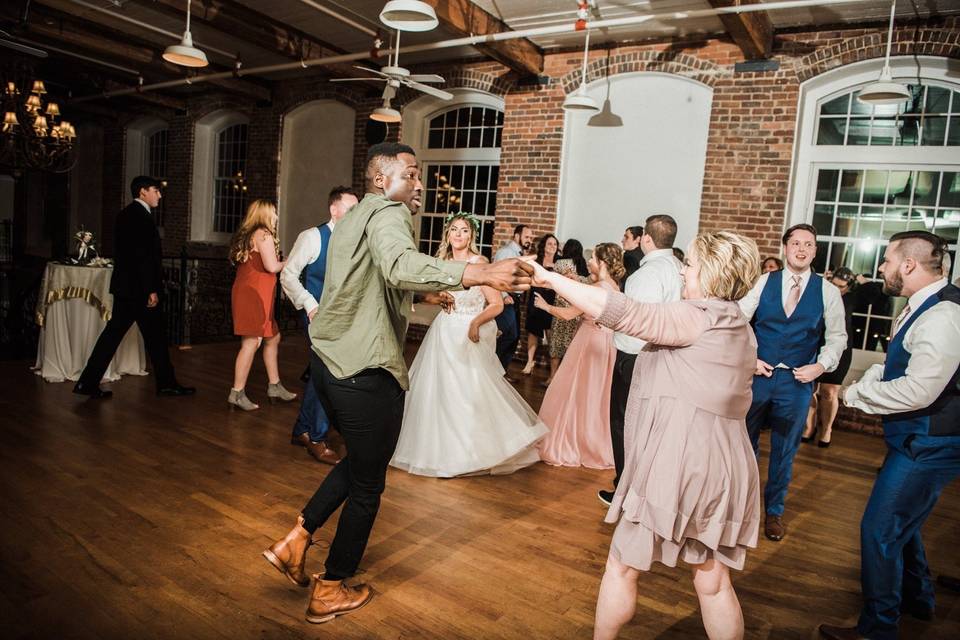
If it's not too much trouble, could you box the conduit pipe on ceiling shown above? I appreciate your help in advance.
[294,0,380,38]
[71,0,876,103]
[67,0,236,60]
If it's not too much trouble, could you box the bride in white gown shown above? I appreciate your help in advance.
[390,213,548,477]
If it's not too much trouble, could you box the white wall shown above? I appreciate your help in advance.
[278,100,355,253]
[557,72,713,252]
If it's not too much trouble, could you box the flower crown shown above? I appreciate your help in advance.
[444,211,480,235]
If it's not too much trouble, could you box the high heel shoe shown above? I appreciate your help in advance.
[818,435,832,448]
[267,382,297,404]
[800,434,814,444]
[521,362,535,376]
[228,388,259,411]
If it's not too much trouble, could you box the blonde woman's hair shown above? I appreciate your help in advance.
[593,242,626,283]
[691,231,761,301]
[436,213,480,260]
[229,199,279,265]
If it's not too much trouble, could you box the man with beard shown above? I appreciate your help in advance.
[820,231,960,640]
[738,223,847,541]
[494,224,535,373]
[261,143,533,624]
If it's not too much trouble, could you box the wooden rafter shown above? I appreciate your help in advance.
[706,0,773,60]
[420,0,543,76]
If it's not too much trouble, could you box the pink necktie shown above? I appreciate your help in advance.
[891,304,912,337]
[784,275,802,317]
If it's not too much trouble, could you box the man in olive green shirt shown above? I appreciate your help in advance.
[263,142,533,624]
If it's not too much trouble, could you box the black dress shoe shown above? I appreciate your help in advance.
[598,490,614,507]
[903,600,935,621]
[73,382,112,398]
[937,573,960,592]
[157,384,196,396]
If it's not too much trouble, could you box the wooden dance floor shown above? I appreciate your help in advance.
[2,338,959,639]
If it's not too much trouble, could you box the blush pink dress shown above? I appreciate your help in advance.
[537,279,618,468]
[595,293,761,571]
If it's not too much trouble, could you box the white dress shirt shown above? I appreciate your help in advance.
[280,221,334,316]
[738,268,847,372]
[613,248,684,354]
[845,278,960,415]
[494,240,522,262]
[134,198,152,213]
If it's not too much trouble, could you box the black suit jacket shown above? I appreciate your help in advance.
[109,201,163,304]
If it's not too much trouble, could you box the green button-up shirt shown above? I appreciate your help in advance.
[308,193,466,390]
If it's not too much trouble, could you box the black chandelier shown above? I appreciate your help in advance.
[1,74,77,173]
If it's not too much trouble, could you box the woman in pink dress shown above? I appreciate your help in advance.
[529,231,762,640]
[535,242,623,468]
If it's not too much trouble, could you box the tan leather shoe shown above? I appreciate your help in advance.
[764,514,785,541]
[305,575,373,624]
[818,624,867,639]
[262,517,311,588]
[293,433,342,465]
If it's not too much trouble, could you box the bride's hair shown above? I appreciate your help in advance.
[436,213,480,260]
[229,199,279,265]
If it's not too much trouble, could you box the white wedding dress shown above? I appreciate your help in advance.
[391,277,548,477]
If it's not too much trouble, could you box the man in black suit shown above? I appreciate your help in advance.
[74,176,195,398]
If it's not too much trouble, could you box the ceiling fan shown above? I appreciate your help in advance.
[331,31,453,121]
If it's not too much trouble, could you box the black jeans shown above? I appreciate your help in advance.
[78,296,175,389]
[608,350,637,488]
[301,353,405,579]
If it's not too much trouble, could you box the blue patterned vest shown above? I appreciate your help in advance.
[881,283,960,449]
[301,223,332,326]
[753,270,825,369]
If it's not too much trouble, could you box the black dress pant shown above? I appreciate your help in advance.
[495,295,521,370]
[609,350,638,488]
[78,296,175,389]
[301,352,405,579]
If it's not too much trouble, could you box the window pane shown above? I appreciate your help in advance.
[444,111,457,127]
[838,170,862,202]
[914,171,942,207]
[457,107,470,127]
[482,127,495,148]
[849,90,874,115]
[463,165,476,190]
[468,128,482,148]
[428,129,443,148]
[861,170,889,204]
[939,173,960,207]
[858,206,883,239]
[846,117,871,145]
[921,116,947,146]
[820,94,850,115]
[455,128,468,148]
[834,205,857,236]
[948,117,960,145]
[443,129,455,148]
[813,203,835,235]
[926,86,951,114]
[882,207,925,238]
[898,116,920,146]
[476,166,490,191]
[815,169,839,201]
[469,107,483,127]
[933,210,960,243]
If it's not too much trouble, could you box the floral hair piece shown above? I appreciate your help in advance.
[444,211,480,235]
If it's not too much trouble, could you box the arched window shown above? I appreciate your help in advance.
[212,123,248,234]
[190,111,249,242]
[125,117,168,227]
[787,57,958,362]
[402,92,504,259]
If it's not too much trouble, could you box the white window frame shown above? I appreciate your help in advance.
[786,56,958,375]
[124,116,168,215]
[190,110,249,244]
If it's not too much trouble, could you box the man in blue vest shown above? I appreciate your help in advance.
[820,231,960,640]
[739,223,847,541]
[280,186,359,464]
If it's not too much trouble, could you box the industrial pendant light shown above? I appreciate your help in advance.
[857,0,910,106]
[370,101,402,123]
[379,1,439,32]
[563,28,599,112]
[163,0,209,68]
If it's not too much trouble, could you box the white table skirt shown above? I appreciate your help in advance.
[33,297,148,383]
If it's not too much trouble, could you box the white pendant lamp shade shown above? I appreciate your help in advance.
[564,28,599,112]
[379,1,439,32]
[370,105,402,123]
[857,0,908,106]
[163,0,209,68]
[563,88,599,111]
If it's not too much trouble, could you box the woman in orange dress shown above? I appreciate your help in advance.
[529,231,762,640]
[535,242,623,468]
[228,199,296,411]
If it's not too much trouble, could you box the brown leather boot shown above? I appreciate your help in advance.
[305,575,373,624]
[261,516,311,588]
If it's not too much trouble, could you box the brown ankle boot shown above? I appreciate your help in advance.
[261,516,311,588]
[305,575,373,624]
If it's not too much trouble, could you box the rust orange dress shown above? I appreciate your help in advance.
[231,251,278,337]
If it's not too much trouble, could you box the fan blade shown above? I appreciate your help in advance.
[352,65,390,78]
[407,74,445,84]
[330,77,387,83]
[405,81,454,101]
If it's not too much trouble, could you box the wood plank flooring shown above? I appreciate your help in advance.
[1,338,958,639]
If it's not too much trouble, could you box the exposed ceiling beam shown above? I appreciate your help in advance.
[706,0,773,59]
[420,0,543,76]
[103,79,187,110]
[144,0,373,80]
[20,8,271,101]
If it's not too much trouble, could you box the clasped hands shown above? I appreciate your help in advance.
[754,359,825,383]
